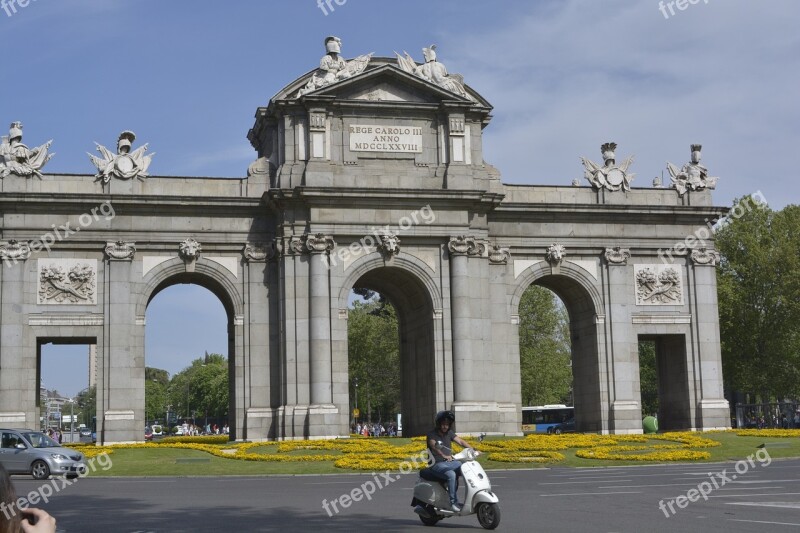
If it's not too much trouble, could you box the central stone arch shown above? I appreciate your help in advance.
[334,253,444,437]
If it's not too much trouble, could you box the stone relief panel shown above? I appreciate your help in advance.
[37,259,98,305]
[634,264,683,306]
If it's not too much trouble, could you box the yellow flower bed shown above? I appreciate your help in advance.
[61,430,723,469]
[577,446,710,461]
[489,451,565,463]
[735,429,800,438]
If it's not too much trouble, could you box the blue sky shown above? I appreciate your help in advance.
[9,0,799,395]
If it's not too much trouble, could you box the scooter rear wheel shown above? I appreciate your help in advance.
[419,513,440,527]
[476,502,501,530]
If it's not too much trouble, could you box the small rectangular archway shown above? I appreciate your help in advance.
[638,334,691,431]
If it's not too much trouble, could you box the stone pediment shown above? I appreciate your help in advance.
[275,60,491,108]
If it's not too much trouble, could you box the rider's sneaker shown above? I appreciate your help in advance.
[450,502,462,513]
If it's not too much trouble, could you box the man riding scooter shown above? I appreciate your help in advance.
[427,410,473,512]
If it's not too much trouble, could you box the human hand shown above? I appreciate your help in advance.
[20,508,56,533]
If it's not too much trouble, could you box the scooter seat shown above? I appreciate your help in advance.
[419,467,448,482]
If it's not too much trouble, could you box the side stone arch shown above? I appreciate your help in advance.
[510,261,603,319]
[331,251,447,437]
[508,260,611,433]
[136,257,245,319]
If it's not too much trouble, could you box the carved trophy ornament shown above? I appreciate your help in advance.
[581,142,635,192]
[297,36,373,97]
[666,144,718,197]
[89,131,154,182]
[0,122,54,178]
[38,263,96,304]
[635,266,683,305]
[395,45,474,101]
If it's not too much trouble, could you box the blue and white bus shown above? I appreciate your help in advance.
[521,405,573,434]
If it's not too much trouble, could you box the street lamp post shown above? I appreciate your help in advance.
[67,398,75,443]
[354,377,359,425]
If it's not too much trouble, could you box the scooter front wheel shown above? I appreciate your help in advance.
[476,502,501,530]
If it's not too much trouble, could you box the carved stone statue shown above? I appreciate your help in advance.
[581,142,635,192]
[296,36,373,97]
[666,144,718,197]
[395,45,473,100]
[0,122,54,178]
[88,131,154,183]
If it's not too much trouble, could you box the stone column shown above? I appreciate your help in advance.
[307,234,335,406]
[603,247,641,434]
[689,248,730,429]
[103,241,139,443]
[0,241,32,427]
[448,236,474,402]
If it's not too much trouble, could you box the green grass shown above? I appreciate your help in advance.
[82,432,800,477]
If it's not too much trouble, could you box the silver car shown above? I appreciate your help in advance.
[0,428,87,480]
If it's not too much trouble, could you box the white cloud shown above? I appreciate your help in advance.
[438,0,800,207]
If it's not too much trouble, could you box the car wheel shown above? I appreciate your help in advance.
[31,460,50,480]
[546,427,553,434]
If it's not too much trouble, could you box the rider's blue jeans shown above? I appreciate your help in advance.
[430,460,461,504]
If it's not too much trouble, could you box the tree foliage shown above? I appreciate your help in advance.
[716,199,800,398]
[348,299,400,422]
[76,385,96,427]
[145,354,229,425]
[638,341,658,417]
[518,285,572,406]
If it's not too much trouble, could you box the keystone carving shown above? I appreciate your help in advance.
[545,243,566,265]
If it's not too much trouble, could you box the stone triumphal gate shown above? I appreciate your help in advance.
[0,39,730,443]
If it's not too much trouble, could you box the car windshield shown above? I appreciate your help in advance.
[22,432,60,448]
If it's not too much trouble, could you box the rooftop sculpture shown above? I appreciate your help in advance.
[666,144,718,196]
[296,36,373,97]
[395,45,473,100]
[0,122,54,178]
[581,142,635,192]
[88,131,154,182]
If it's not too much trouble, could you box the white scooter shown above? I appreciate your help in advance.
[410,446,501,529]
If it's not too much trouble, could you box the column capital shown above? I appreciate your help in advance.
[604,246,631,266]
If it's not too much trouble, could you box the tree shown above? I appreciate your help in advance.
[167,354,229,424]
[716,199,800,399]
[348,299,400,422]
[638,341,658,417]
[145,370,168,424]
[76,386,96,427]
[518,285,572,406]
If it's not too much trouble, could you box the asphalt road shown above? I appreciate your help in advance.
[8,457,800,532]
